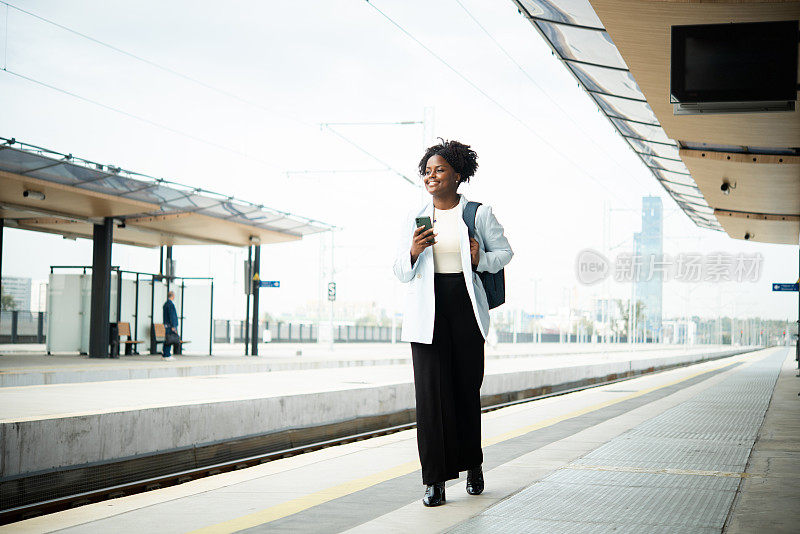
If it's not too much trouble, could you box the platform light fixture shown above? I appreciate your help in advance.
[22,189,46,201]
[720,181,736,196]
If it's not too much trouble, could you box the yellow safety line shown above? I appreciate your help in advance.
[188,353,760,534]
[188,461,420,534]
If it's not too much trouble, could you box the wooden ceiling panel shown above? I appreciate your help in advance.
[0,170,302,247]
[12,219,215,247]
[681,150,800,215]
[715,211,799,245]
[129,212,300,246]
[0,170,158,220]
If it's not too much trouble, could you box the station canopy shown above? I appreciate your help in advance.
[513,0,800,244]
[0,137,333,247]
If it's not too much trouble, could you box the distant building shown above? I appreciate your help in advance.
[593,297,621,338]
[1,276,32,310]
[633,196,663,341]
[593,298,618,324]
[32,280,48,312]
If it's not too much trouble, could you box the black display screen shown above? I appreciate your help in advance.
[671,21,798,103]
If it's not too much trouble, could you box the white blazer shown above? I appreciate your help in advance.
[393,194,513,344]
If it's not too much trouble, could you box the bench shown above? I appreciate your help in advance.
[117,322,143,355]
[109,322,144,357]
[150,323,190,355]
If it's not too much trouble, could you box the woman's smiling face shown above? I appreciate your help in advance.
[423,155,460,197]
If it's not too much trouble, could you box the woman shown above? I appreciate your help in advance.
[393,139,513,506]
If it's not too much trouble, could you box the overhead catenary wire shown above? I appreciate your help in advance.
[3,0,662,201]
[0,0,314,130]
[322,124,417,185]
[322,121,423,127]
[363,0,636,209]
[452,0,648,193]
[0,0,414,186]
[1,68,285,172]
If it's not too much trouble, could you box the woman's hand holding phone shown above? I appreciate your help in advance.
[410,223,436,266]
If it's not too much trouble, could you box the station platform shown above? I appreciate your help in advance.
[0,342,724,387]
[1,345,750,484]
[3,346,795,533]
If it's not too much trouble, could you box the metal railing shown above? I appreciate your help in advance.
[213,320,401,343]
[0,311,47,343]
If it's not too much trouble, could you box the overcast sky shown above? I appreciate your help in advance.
[1,0,797,321]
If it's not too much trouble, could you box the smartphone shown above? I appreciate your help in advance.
[415,216,434,244]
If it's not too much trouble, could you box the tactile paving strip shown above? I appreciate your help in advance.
[572,437,752,471]
[448,350,784,533]
[544,468,741,492]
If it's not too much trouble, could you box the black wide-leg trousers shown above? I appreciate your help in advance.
[411,272,485,485]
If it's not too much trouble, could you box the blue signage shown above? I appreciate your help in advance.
[772,283,798,292]
[259,280,280,288]
[523,313,544,320]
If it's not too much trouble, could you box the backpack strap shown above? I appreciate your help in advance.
[463,201,482,239]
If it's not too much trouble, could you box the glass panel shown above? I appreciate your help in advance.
[690,213,719,227]
[288,223,324,235]
[649,168,697,187]
[568,63,644,100]
[243,212,284,225]
[640,154,690,174]
[78,175,145,196]
[214,201,255,218]
[673,200,710,216]
[681,204,716,218]
[594,93,657,124]
[657,168,696,184]
[179,193,222,211]
[695,205,715,215]
[259,217,306,230]
[518,0,603,28]
[626,137,680,160]
[692,209,717,219]
[125,184,192,205]
[537,22,626,68]
[194,202,234,218]
[610,118,672,144]
[0,147,64,175]
[660,180,703,199]
[30,161,106,186]
[162,195,200,210]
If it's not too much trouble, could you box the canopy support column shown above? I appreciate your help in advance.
[251,244,261,356]
[0,218,4,294]
[245,245,251,355]
[166,245,173,293]
[89,217,113,358]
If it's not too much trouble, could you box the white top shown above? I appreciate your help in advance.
[433,205,463,273]
[393,195,514,344]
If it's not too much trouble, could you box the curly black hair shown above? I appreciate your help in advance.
[418,139,479,183]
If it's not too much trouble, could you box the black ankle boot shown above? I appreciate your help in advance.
[422,482,446,506]
[466,466,484,495]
